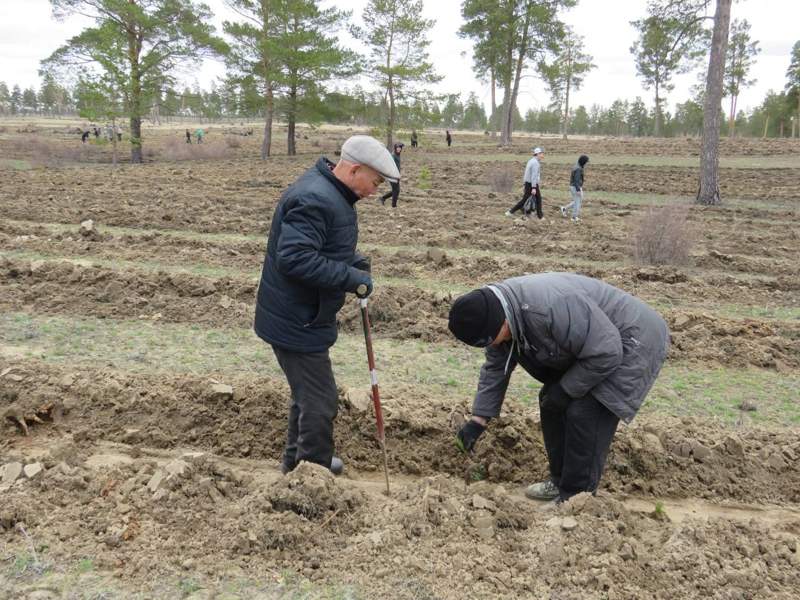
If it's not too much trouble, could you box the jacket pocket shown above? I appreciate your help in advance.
[612,336,649,396]
[306,291,346,327]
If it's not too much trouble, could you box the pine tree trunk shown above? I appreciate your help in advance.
[490,68,497,138]
[796,95,800,137]
[500,13,530,146]
[653,83,661,137]
[111,116,118,167]
[127,18,143,164]
[287,116,296,156]
[129,115,142,164]
[562,77,571,140]
[260,85,273,161]
[697,0,732,205]
[287,86,297,156]
[728,95,736,137]
[387,81,395,149]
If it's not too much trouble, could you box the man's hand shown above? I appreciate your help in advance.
[352,254,371,273]
[352,270,373,298]
[455,419,486,453]
[539,382,572,412]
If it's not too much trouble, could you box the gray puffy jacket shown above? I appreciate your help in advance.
[472,273,669,423]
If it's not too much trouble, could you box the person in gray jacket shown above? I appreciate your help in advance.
[447,273,669,502]
[506,147,544,220]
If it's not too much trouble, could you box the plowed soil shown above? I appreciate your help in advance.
[1,124,799,599]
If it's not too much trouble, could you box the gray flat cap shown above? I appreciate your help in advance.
[340,135,400,183]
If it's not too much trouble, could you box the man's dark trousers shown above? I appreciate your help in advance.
[539,394,619,501]
[380,181,400,207]
[509,183,543,218]
[272,346,338,471]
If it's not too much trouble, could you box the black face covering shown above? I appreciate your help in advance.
[448,288,505,347]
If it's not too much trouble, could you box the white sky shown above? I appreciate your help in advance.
[0,0,797,115]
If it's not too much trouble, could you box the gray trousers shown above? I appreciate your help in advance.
[272,346,338,470]
[563,186,582,218]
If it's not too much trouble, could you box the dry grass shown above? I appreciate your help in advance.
[631,205,695,266]
[0,137,99,166]
[488,167,517,193]
[158,138,233,161]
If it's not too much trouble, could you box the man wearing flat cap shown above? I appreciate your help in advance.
[254,135,400,476]
[448,273,669,503]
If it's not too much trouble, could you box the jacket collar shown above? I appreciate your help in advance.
[317,157,359,206]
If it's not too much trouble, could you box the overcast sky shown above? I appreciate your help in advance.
[1,0,798,115]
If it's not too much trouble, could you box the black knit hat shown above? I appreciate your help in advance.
[448,288,506,347]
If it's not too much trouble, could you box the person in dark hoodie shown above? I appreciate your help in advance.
[380,143,404,207]
[254,135,401,477]
[447,273,669,503]
[561,155,589,222]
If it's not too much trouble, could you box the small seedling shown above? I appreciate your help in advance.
[178,578,201,596]
[470,464,487,482]
[417,166,432,190]
[77,558,94,574]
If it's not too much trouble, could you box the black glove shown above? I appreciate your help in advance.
[350,270,372,299]
[455,419,486,453]
[540,382,572,412]
[352,253,371,273]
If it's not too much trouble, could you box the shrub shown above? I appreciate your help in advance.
[631,205,694,266]
[224,135,242,148]
[488,167,516,193]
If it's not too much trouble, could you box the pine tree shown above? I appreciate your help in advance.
[354,0,442,148]
[42,0,225,163]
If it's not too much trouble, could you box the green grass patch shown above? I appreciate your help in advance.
[0,543,365,599]
[0,158,34,170]
[2,312,798,427]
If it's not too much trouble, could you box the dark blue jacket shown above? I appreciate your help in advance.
[254,158,365,352]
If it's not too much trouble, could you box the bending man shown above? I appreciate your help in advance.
[448,273,669,502]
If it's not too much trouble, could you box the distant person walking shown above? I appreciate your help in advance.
[561,155,589,222]
[380,143,404,208]
[186,129,192,144]
[410,130,418,148]
[81,130,90,143]
[506,147,545,220]
[445,130,452,148]
[93,127,100,139]
[195,128,204,144]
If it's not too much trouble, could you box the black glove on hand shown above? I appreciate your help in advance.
[352,253,371,273]
[455,419,486,453]
[352,270,373,299]
[540,382,572,412]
